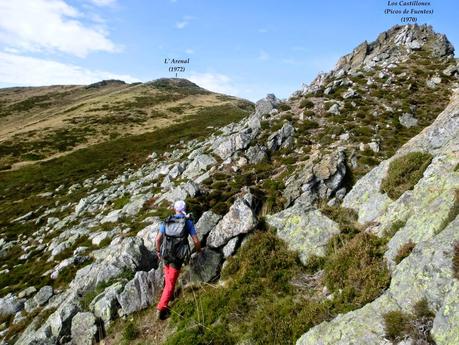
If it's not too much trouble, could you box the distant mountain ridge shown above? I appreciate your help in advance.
[0,78,252,170]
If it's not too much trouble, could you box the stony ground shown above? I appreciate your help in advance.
[0,24,459,345]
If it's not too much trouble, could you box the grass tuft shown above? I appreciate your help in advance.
[394,240,415,264]
[380,152,433,200]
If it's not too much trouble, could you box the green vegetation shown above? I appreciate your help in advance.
[453,242,459,280]
[380,152,433,200]
[384,298,435,344]
[166,218,390,345]
[323,232,390,312]
[384,219,407,239]
[299,99,314,109]
[394,241,415,264]
[122,321,140,342]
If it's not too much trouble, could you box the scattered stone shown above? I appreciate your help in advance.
[399,113,418,128]
[71,312,97,345]
[0,294,25,317]
[18,287,37,299]
[34,286,53,306]
[327,103,341,115]
[223,237,239,258]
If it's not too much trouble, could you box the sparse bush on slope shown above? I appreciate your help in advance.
[380,151,433,200]
[384,298,435,344]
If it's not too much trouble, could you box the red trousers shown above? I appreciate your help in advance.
[157,264,180,311]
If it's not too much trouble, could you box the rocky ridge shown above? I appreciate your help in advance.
[0,24,458,344]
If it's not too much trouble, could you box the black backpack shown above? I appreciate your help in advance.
[160,216,191,264]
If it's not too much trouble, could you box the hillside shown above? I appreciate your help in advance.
[0,24,458,345]
[0,78,252,170]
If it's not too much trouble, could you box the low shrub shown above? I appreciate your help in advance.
[122,321,139,341]
[300,99,314,109]
[323,232,390,311]
[394,241,415,264]
[383,298,435,344]
[453,242,459,280]
[380,151,433,200]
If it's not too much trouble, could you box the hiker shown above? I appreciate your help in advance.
[155,200,201,320]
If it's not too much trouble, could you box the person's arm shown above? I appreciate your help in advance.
[187,218,201,253]
[156,223,165,256]
[155,231,163,257]
[192,234,201,253]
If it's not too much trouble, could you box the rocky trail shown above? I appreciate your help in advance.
[0,24,459,345]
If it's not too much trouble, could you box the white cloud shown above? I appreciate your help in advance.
[188,72,238,96]
[0,0,119,57]
[258,50,270,61]
[185,48,194,54]
[0,52,140,86]
[175,16,193,29]
[258,28,268,33]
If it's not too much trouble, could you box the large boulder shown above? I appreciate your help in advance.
[156,182,200,204]
[182,154,217,179]
[117,268,163,316]
[189,248,223,283]
[70,312,97,345]
[0,294,25,317]
[191,210,222,248]
[48,301,80,340]
[212,128,257,160]
[283,150,348,207]
[34,286,53,306]
[255,94,279,117]
[266,122,294,151]
[90,281,125,326]
[206,196,257,248]
[245,144,268,164]
[266,203,340,265]
[70,237,156,295]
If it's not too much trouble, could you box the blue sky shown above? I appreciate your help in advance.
[0,0,457,101]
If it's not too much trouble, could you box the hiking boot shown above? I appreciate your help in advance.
[156,308,170,320]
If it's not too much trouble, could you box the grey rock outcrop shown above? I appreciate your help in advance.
[266,203,340,265]
[399,113,418,128]
[267,122,294,151]
[207,195,257,248]
[70,237,156,295]
[117,268,163,316]
[189,211,222,250]
[189,248,223,283]
[212,127,257,160]
[245,144,268,164]
[89,281,125,326]
[343,88,459,224]
[296,215,459,345]
[136,217,162,252]
[0,294,25,317]
[283,150,348,207]
[70,312,97,345]
[255,94,279,117]
[183,154,217,179]
[34,286,53,306]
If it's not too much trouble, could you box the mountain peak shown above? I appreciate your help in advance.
[335,24,454,72]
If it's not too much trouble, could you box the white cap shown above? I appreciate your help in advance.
[174,200,186,213]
